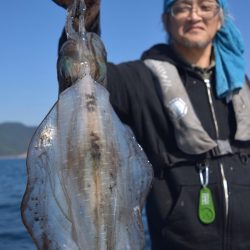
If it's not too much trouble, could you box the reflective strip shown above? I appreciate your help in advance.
[220,163,229,217]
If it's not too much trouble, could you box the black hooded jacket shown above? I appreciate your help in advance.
[107,43,239,177]
[107,44,250,250]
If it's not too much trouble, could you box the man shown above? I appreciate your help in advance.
[54,0,250,249]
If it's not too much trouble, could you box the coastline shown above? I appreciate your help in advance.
[0,153,27,160]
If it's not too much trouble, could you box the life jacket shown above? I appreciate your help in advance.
[144,59,250,156]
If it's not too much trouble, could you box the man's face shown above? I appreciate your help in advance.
[164,0,222,49]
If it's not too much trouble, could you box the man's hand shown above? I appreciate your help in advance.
[52,0,72,9]
[52,0,100,34]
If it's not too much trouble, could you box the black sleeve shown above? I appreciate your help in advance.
[106,60,154,126]
[106,60,175,176]
[106,62,133,125]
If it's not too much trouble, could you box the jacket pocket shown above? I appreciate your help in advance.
[162,185,222,250]
[230,184,250,250]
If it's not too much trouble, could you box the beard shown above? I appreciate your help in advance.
[169,36,212,49]
[181,39,211,49]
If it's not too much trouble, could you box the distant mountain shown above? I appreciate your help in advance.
[0,122,36,157]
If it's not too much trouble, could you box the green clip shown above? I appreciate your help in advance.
[198,187,215,224]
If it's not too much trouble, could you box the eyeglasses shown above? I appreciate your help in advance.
[170,2,220,20]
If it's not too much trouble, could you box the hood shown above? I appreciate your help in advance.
[141,44,216,82]
[141,43,210,73]
[141,44,178,64]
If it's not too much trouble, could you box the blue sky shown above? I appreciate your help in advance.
[0,0,249,126]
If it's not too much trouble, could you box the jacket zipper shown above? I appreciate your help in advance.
[204,79,219,137]
[204,78,229,247]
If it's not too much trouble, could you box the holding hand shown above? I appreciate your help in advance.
[52,0,100,34]
[52,0,72,8]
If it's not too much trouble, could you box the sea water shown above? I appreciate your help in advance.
[0,159,151,250]
[0,159,36,250]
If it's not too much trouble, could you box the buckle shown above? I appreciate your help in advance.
[196,159,208,171]
[210,140,233,157]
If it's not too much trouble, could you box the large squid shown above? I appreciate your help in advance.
[21,0,153,249]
